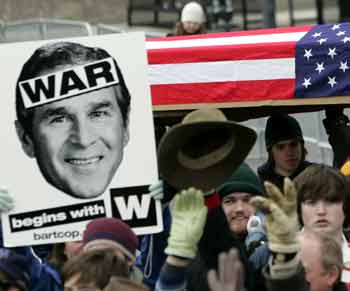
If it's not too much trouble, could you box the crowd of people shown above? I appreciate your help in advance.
[1,2,350,291]
[1,103,350,291]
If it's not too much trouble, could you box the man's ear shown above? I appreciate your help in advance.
[123,125,129,148]
[15,120,35,158]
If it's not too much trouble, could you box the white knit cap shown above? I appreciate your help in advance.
[181,1,206,24]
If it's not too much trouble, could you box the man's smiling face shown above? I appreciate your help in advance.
[26,86,128,199]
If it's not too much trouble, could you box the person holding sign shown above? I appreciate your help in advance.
[14,41,131,199]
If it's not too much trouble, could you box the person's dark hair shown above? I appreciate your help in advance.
[48,243,67,275]
[294,164,350,227]
[62,249,130,289]
[0,270,27,291]
[15,41,131,137]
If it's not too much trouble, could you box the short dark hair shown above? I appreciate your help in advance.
[62,249,130,289]
[15,41,131,137]
[294,164,350,227]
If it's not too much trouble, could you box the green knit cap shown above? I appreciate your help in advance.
[217,163,264,199]
[265,114,303,150]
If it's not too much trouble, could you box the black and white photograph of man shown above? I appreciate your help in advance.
[0,32,158,246]
[15,42,131,199]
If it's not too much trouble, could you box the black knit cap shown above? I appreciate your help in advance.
[217,163,264,199]
[265,114,303,150]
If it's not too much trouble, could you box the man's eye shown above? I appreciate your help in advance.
[90,110,109,118]
[223,199,234,205]
[49,115,66,123]
[304,199,315,205]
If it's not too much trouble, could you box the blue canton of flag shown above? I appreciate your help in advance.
[295,23,350,98]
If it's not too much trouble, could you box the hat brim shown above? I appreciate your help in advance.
[158,121,257,192]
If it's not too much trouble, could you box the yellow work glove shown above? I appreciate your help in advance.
[341,160,350,176]
[250,178,299,254]
[165,187,208,259]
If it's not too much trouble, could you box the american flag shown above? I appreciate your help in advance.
[146,24,348,106]
[296,23,350,98]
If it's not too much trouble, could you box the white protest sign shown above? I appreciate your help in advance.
[0,32,162,246]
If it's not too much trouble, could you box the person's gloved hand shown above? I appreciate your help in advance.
[207,248,246,291]
[0,188,14,213]
[165,187,208,259]
[323,106,349,135]
[325,106,344,120]
[341,160,350,176]
[250,178,299,254]
[149,180,164,201]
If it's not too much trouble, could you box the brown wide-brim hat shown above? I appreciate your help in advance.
[158,108,257,192]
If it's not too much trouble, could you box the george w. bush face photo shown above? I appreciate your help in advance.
[14,41,131,199]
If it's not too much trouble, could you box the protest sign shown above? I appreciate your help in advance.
[0,32,161,246]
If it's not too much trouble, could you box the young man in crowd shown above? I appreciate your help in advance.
[251,164,350,290]
[295,165,350,283]
[259,108,350,189]
[257,114,312,190]
[218,163,266,253]
[216,162,269,290]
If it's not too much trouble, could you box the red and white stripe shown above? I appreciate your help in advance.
[146,25,314,105]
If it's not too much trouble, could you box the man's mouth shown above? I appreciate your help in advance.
[315,219,329,227]
[233,216,248,221]
[65,156,103,165]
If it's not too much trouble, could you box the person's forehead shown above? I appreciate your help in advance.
[223,192,252,200]
[302,197,343,205]
[274,138,299,146]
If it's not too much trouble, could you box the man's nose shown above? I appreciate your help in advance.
[286,144,295,154]
[315,201,327,214]
[235,200,244,212]
[69,118,96,147]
